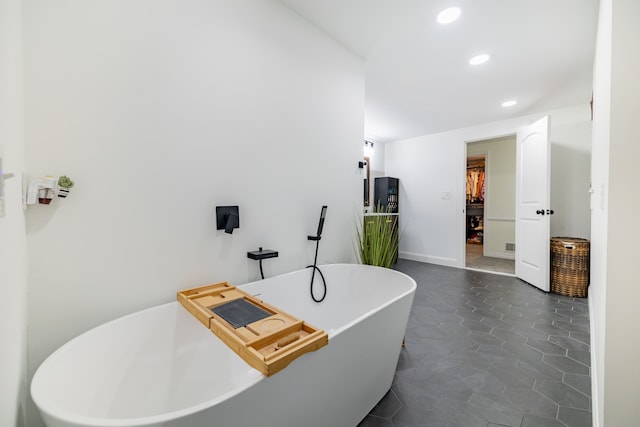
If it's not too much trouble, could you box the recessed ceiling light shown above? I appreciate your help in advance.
[437,7,461,25]
[502,100,517,107]
[469,54,490,65]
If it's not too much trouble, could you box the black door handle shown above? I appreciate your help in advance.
[536,209,545,215]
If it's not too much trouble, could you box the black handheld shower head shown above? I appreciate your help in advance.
[307,205,328,303]
[308,205,327,241]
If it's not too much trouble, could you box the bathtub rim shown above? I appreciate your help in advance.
[30,263,417,427]
[238,263,417,340]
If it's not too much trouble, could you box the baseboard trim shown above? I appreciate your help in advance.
[398,252,457,268]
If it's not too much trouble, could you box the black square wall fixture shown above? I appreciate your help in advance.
[216,206,239,234]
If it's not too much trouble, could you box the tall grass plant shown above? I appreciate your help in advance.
[356,205,399,268]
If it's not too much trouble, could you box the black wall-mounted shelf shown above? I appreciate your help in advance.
[247,249,279,260]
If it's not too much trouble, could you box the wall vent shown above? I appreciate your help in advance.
[505,242,516,252]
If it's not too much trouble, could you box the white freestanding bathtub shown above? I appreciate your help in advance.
[31,264,416,427]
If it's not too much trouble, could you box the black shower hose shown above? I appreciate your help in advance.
[307,238,327,303]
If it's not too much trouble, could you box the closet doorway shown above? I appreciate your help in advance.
[465,137,516,275]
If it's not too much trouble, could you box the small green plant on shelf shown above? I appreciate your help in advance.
[58,175,74,189]
[356,204,399,268]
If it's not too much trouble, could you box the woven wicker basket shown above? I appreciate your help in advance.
[550,237,590,297]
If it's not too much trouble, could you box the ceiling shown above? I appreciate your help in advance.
[278,0,600,142]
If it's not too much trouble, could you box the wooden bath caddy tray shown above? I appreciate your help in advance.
[177,282,328,376]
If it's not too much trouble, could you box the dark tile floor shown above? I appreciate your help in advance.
[359,259,591,427]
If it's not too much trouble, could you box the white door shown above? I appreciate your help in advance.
[515,116,551,291]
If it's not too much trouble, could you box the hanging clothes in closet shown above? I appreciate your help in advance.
[466,167,485,204]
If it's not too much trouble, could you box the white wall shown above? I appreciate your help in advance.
[467,136,516,259]
[0,0,27,426]
[590,0,640,425]
[385,104,591,268]
[387,130,463,266]
[23,1,363,425]
[369,141,386,173]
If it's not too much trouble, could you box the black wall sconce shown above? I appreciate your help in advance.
[216,206,239,234]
